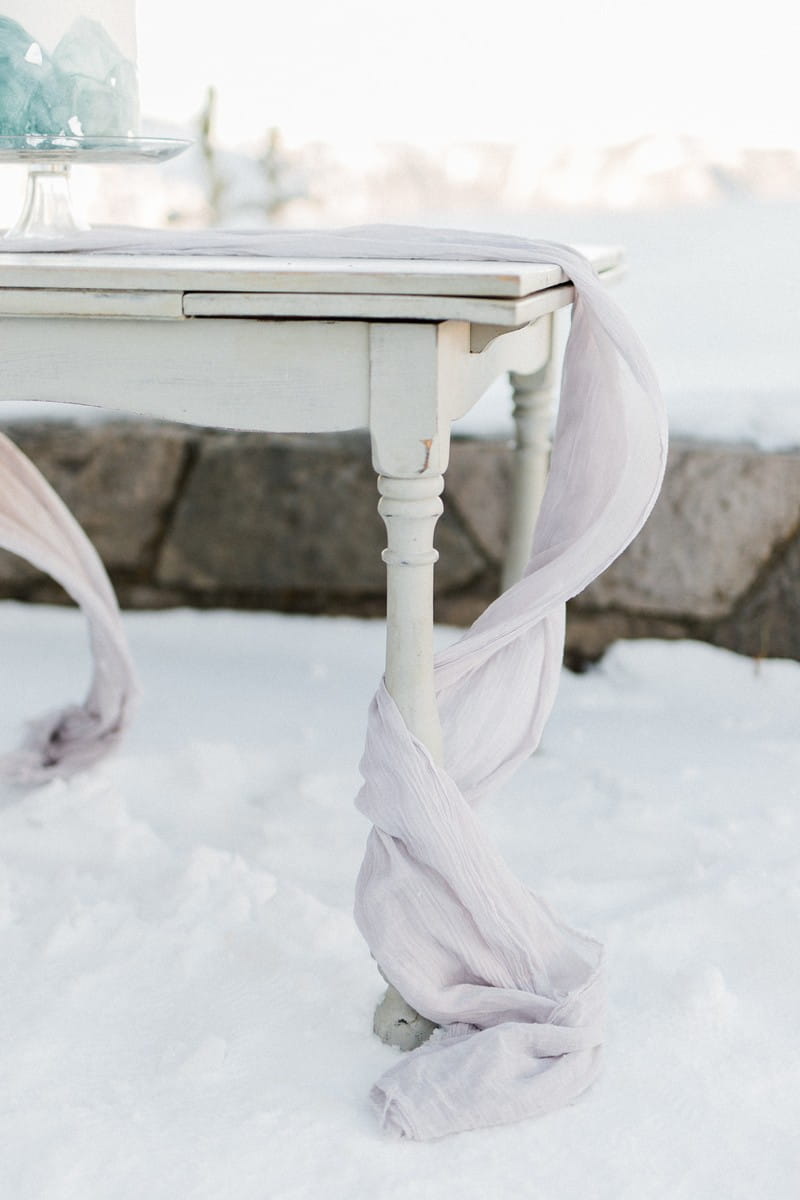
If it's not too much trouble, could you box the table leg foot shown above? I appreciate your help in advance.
[373,983,438,1051]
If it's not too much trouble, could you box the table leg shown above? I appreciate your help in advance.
[370,471,444,1050]
[378,474,445,762]
[366,322,452,1049]
[501,349,557,591]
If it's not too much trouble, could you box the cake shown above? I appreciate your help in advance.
[0,0,139,139]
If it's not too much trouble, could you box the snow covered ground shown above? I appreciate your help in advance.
[1,603,798,1198]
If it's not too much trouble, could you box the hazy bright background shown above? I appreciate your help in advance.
[4,0,800,222]
[134,0,800,150]
[1,0,799,444]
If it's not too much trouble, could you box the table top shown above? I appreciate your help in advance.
[0,244,621,295]
[0,244,623,326]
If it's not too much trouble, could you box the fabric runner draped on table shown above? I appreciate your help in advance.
[0,226,667,1139]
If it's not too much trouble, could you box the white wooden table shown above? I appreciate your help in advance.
[0,244,621,1040]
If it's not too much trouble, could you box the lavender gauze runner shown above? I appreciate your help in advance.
[0,225,667,1139]
[0,430,137,783]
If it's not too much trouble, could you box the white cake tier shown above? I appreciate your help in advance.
[0,1,139,138]
[2,1,136,57]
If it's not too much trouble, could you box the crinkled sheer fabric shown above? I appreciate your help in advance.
[0,226,667,1138]
[0,432,137,783]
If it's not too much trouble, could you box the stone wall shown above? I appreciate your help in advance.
[2,419,799,664]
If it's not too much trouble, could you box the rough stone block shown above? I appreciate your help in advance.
[713,527,800,661]
[577,441,800,619]
[443,438,511,565]
[5,421,800,667]
[156,431,485,599]
[0,420,190,590]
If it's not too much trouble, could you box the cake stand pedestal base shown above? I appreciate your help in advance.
[0,137,192,240]
[7,164,88,240]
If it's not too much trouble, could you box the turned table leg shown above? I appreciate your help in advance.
[370,471,443,1051]
[501,349,557,591]
[366,322,453,1050]
[378,474,445,762]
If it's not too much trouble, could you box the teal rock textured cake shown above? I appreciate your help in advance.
[0,13,138,138]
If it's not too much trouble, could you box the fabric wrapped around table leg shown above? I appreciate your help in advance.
[351,234,667,1139]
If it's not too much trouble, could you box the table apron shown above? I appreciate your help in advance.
[0,316,372,432]
[0,313,553,436]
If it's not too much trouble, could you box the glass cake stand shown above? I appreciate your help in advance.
[0,136,191,239]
